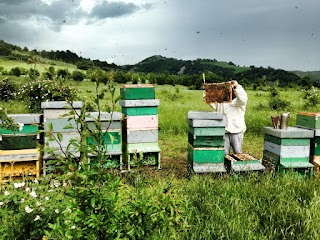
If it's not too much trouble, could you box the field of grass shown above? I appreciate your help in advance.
[0,58,77,73]
[2,74,320,238]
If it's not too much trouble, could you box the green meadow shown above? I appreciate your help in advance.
[1,72,320,238]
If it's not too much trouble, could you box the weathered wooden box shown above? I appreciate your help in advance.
[120,84,155,100]
[0,149,41,180]
[188,144,225,164]
[123,142,161,171]
[125,115,158,130]
[85,112,123,131]
[121,106,158,116]
[296,112,320,129]
[41,101,83,119]
[225,153,265,173]
[188,133,224,148]
[0,114,42,150]
[262,127,314,173]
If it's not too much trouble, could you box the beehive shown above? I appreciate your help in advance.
[41,101,83,175]
[187,111,226,173]
[224,153,265,173]
[85,112,123,169]
[262,126,314,175]
[0,114,42,181]
[120,84,160,171]
[296,112,320,173]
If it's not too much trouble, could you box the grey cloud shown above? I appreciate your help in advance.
[90,2,140,20]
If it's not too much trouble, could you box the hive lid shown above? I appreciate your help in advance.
[297,112,320,117]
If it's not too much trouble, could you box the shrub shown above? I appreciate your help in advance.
[72,70,85,82]
[9,67,21,77]
[0,77,17,101]
[19,79,80,112]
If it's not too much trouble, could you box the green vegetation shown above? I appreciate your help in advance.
[1,41,320,239]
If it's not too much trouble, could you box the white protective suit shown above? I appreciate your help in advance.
[208,84,248,134]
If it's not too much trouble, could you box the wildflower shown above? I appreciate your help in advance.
[21,198,25,203]
[17,123,24,131]
[45,196,49,201]
[34,179,39,184]
[34,215,40,221]
[30,190,37,198]
[53,180,60,188]
[26,187,30,192]
[36,201,41,206]
[55,209,59,214]
[25,205,33,213]
[14,182,25,188]
[71,225,76,229]
[4,191,10,196]
[0,202,4,206]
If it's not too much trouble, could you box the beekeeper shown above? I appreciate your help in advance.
[206,80,248,154]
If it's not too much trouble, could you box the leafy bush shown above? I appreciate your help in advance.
[0,77,17,101]
[304,86,320,107]
[72,70,85,82]
[19,79,80,112]
[9,67,21,77]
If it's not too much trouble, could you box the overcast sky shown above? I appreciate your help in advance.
[0,0,319,71]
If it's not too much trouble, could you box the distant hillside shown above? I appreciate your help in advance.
[291,70,320,83]
[0,39,312,87]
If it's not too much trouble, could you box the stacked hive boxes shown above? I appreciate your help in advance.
[85,112,123,169]
[0,114,42,180]
[262,126,314,175]
[41,101,83,175]
[296,112,320,173]
[119,84,160,171]
[187,111,226,173]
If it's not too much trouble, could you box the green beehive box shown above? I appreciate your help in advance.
[188,126,225,137]
[188,144,224,164]
[262,150,310,172]
[278,162,314,176]
[120,84,155,100]
[0,135,37,150]
[87,131,121,146]
[0,125,38,135]
[296,112,320,129]
[264,134,310,146]
[188,132,224,148]
[121,106,158,116]
[310,136,320,156]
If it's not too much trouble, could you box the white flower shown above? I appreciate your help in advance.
[34,179,39,184]
[53,180,60,188]
[0,202,4,206]
[21,198,25,203]
[41,207,45,212]
[4,191,10,196]
[36,201,41,206]
[71,225,76,229]
[14,182,25,188]
[63,181,67,187]
[25,187,30,192]
[17,123,24,131]
[55,209,59,214]
[34,215,40,221]
[45,196,49,201]
[30,190,37,198]
[25,205,33,213]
